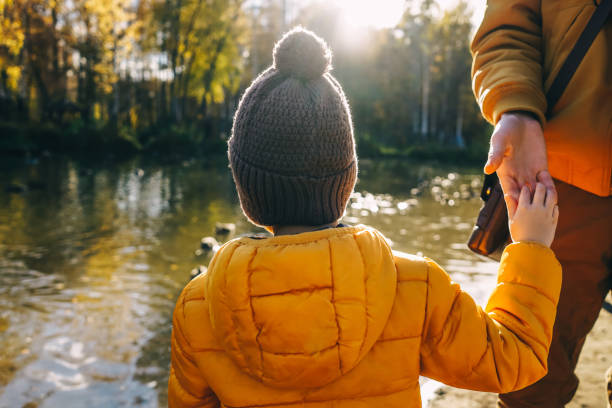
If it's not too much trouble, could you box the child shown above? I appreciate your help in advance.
[168,27,561,408]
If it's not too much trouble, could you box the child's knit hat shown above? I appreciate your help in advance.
[228,27,357,227]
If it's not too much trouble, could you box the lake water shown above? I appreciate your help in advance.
[0,156,498,407]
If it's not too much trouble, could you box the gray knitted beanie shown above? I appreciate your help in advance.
[228,27,357,227]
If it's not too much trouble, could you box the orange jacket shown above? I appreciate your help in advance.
[168,225,561,407]
[471,0,612,196]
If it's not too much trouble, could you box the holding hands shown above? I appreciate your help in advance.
[485,112,560,247]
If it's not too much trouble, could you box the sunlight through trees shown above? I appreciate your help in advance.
[0,0,489,157]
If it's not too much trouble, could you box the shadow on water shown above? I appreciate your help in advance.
[0,155,497,407]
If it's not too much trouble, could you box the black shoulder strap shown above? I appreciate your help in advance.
[545,0,612,115]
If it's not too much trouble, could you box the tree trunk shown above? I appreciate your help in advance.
[111,39,119,126]
[455,98,465,148]
[420,52,429,141]
[24,6,50,121]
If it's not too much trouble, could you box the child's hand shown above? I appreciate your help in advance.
[506,182,559,247]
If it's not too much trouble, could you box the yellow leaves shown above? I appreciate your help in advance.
[93,103,101,120]
[209,81,224,104]
[129,107,138,128]
[0,13,25,56]
[0,0,249,132]
[5,66,21,91]
[0,0,12,11]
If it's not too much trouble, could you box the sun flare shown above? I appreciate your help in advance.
[327,0,486,32]
[331,0,407,29]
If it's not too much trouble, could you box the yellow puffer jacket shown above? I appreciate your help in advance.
[168,225,561,407]
[471,0,612,196]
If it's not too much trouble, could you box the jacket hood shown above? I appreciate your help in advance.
[205,225,397,389]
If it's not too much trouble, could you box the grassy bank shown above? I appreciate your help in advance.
[0,121,489,166]
[357,143,488,166]
[0,120,229,159]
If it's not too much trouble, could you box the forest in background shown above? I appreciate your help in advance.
[0,0,491,160]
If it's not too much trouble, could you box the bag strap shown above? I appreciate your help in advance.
[546,0,612,114]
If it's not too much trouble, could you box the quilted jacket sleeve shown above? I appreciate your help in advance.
[419,242,561,393]
[168,288,220,408]
[471,0,547,125]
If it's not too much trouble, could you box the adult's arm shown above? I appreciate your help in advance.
[471,0,556,204]
[471,0,545,125]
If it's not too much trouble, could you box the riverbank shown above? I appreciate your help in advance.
[428,293,612,407]
[0,120,230,158]
[0,120,489,167]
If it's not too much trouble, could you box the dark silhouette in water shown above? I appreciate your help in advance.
[215,223,236,235]
[200,237,219,251]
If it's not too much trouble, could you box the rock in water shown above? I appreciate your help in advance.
[5,183,27,193]
[215,223,236,235]
[190,266,207,280]
[200,237,219,251]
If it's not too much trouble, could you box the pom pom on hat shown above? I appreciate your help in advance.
[273,26,332,80]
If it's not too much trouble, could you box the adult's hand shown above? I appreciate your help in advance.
[484,112,557,218]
